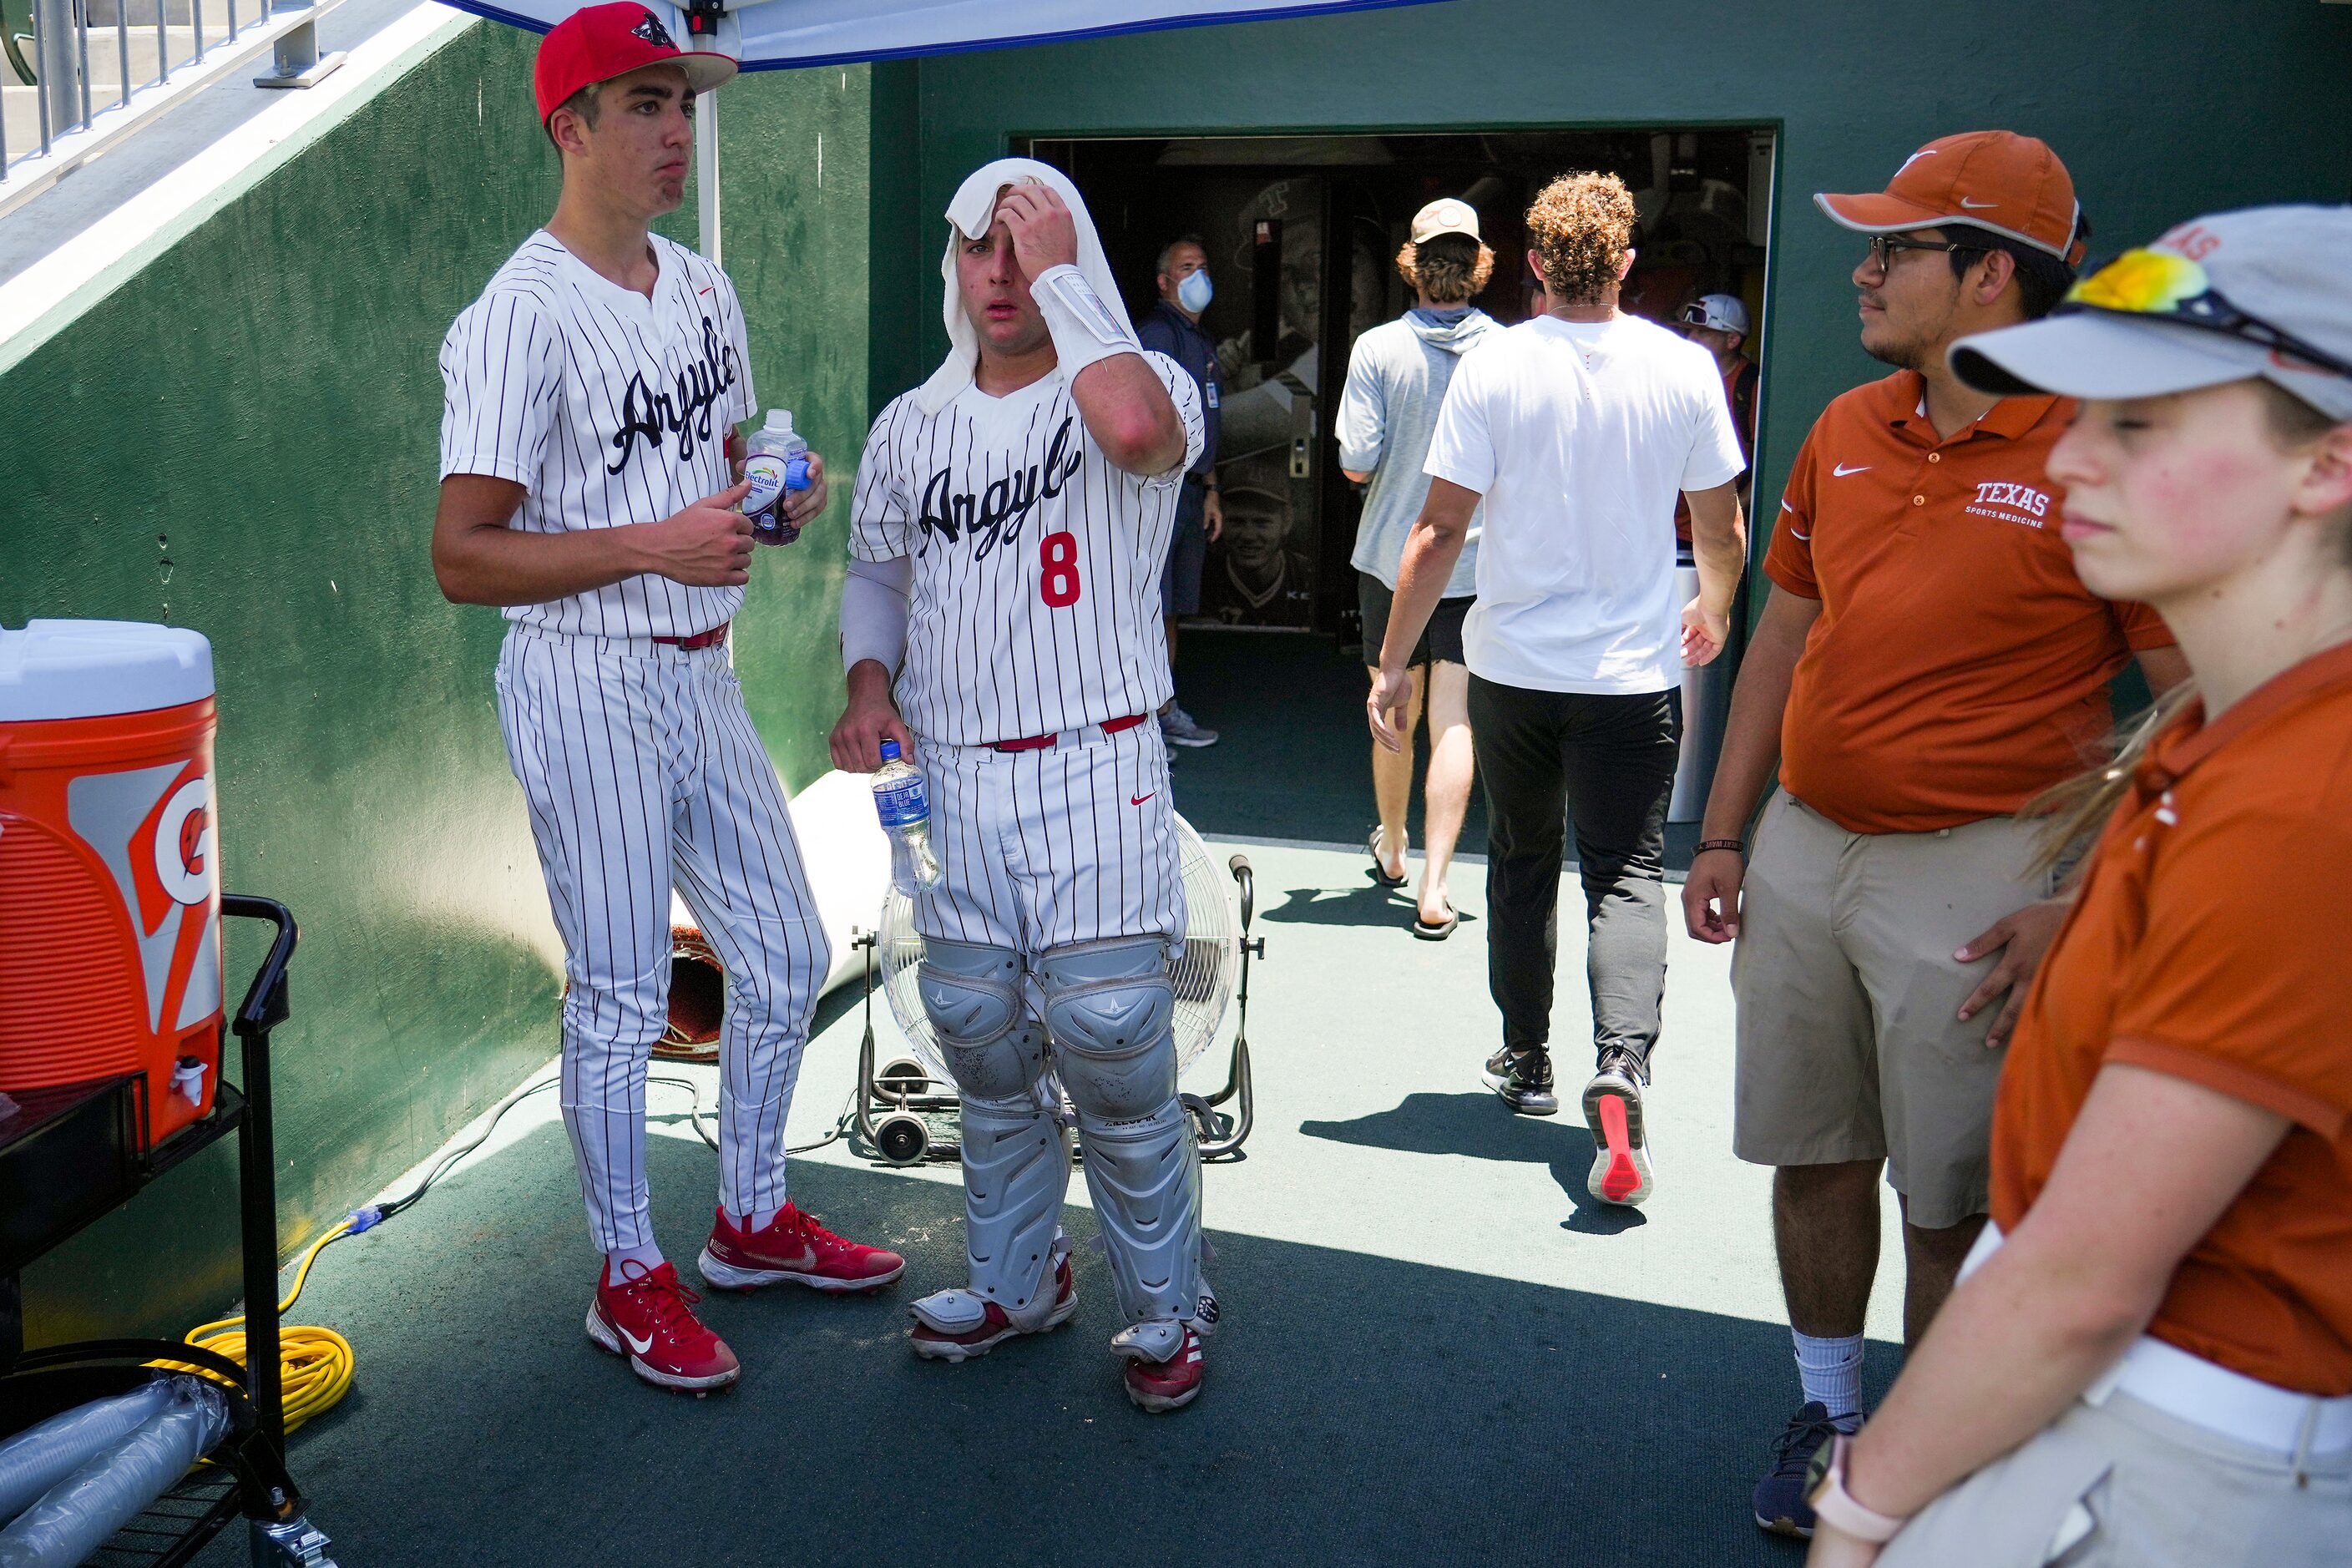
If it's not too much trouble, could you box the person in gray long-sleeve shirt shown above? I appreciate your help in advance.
[1336,197,1496,938]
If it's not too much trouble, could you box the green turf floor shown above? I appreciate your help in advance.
[197,835,1910,1568]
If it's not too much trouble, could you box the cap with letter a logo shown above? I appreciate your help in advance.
[534,2,737,125]
[1815,130,2086,266]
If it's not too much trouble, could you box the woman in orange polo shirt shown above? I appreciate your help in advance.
[1801,204,2352,1568]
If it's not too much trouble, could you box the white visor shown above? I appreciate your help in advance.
[1949,311,2349,414]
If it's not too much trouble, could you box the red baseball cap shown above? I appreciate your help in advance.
[534,3,736,125]
[1816,131,2086,266]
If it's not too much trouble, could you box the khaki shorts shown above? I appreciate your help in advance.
[1732,792,2053,1228]
[1879,1390,2351,1568]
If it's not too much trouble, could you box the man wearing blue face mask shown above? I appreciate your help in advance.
[1140,234,1224,747]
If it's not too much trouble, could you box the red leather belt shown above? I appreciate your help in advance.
[990,713,1149,753]
[653,621,730,650]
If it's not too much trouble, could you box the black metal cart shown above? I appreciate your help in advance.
[0,894,337,1567]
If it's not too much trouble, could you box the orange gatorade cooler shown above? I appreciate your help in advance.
[0,620,223,1146]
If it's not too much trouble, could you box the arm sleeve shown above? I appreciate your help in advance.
[1680,355,1748,493]
[847,401,915,562]
[2107,811,2352,1137]
[1761,422,1825,599]
[1422,353,1495,495]
[2111,599,2178,652]
[1137,350,1205,492]
[438,294,562,489]
[1334,336,1387,475]
[840,554,913,675]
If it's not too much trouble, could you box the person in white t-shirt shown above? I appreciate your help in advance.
[1369,171,1748,1207]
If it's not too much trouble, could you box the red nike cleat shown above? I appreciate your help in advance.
[697,1203,906,1293]
[909,1254,1078,1362]
[585,1259,739,1393]
[1117,1320,1206,1413]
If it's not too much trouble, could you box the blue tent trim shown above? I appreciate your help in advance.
[438,0,1447,66]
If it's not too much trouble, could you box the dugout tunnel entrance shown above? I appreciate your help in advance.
[1020,129,1779,831]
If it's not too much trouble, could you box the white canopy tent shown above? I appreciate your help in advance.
[443,0,1448,261]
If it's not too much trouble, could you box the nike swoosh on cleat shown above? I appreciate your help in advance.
[620,1323,655,1356]
[1130,793,1156,806]
[1833,463,1871,477]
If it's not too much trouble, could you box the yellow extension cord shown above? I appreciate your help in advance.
[153,1220,356,1436]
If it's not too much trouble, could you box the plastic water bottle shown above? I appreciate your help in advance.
[743,409,813,544]
[872,740,943,893]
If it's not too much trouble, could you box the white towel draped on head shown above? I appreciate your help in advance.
[915,158,1131,415]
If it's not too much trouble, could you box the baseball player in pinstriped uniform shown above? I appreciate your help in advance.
[829,158,1216,1412]
[432,3,902,1397]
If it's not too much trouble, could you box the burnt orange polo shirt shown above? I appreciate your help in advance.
[1993,642,2352,1394]
[1764,372,2173,834]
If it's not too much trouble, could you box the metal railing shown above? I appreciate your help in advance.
[3,0,339,185]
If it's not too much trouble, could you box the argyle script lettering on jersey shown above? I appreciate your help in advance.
[439,230,754,639]
[850,352,1204,746]
[609,316,740,474]
[914,413,1083,555]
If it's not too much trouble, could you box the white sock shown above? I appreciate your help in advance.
[1793,1330,1864,1423]
[605,1242,665,1279]
[729,1205,782,1233]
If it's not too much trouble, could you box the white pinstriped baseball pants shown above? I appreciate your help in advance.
[496,624,830,1253]
[913,721,1186,956]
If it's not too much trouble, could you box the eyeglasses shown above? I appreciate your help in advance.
[1863,233,1987,275]
[2061,248,2352,380]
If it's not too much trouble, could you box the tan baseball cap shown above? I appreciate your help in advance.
[1410,198,1481,245]
[1817,130,2086,266]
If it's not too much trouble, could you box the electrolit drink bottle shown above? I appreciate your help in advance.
[743,409,813,544]
[871,739,943,894]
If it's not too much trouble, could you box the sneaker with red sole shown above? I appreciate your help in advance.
[1582,1050,1655,1206]
[1115,1318,1206,1413]
[696,1203,905,1293]
[585,1259,739,1393]
[908,1253,1078,1363]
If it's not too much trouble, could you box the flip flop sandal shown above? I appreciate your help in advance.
[1412,903,1459,941]
[1366,827,1408,888]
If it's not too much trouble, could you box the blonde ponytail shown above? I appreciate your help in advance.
[2027,681,2198,882]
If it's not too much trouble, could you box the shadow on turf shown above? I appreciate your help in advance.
[1256,879,1485,934]
[1298,1091,1645,1235]
[235,1125,1823,1568]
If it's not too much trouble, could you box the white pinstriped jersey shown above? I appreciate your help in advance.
[439,230,754,639]
[848,354,1205,746]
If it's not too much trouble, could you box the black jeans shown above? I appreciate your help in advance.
[1467,675,1681,1075]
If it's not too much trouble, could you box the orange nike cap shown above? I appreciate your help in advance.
[1816,131,2086,266]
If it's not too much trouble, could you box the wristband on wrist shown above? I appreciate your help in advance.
[1696,837,1745,856]
[1806,1433,1907,1545]
[1031,264,1142,381]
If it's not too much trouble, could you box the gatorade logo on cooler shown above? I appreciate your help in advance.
[67,759,222,1034]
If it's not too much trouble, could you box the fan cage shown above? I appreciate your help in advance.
[877,816,1237,1080]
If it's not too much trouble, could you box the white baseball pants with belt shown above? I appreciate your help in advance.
[495,624,829,1253]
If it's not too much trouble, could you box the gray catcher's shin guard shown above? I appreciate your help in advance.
[1039,936,1202,1326]
[920,940,1069,1327]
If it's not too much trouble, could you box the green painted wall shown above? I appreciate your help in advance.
[911,0,2352,563]
[4,24,885,1339]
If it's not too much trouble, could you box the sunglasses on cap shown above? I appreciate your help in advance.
[2061,249,2352,381]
